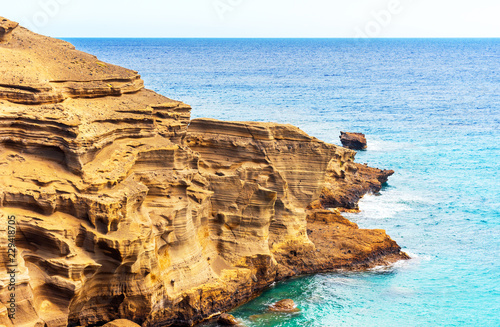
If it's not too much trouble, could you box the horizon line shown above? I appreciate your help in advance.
[58,36,500,39]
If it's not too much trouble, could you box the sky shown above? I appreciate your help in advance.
[2,0,500,38]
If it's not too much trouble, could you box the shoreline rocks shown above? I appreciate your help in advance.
[0,19,408,327]
[103,319,142,327]
[268,299,299,313]
[340,131,368,150]
[218,313,240,325]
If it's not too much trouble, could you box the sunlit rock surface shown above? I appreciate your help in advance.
[0,18,408,327]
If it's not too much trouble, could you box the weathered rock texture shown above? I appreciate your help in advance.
[317,162,394,212]
[0,18,18,43]
[217,313,239,326]
[340,131,367,150]
[0,18,408,327]
[268,299,298,312]
[102,319,141,327]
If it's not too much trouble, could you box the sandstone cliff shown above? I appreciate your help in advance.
[0,18,408,327]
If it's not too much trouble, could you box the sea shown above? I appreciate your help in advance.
[65,38,500,327]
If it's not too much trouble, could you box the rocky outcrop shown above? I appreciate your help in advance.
[218,313,240,326]
[186,119,349,267]
[0,20,407,327]
[316,162,394,211]
[103,319,141,327]
[0,17,143,108]
[0,17,18,42]
[340,131,367,150]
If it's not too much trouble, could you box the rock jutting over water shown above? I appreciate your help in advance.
[0,18,408,327]
[340,131,368,150]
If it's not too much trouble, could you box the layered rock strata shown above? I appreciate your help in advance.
[0,18,18,42]
[317,161,394,211]
[0,18,408,327]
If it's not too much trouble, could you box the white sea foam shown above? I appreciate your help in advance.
[350,192,410,220]
[384,286,417,298]
[347,187,436,220]
[365,138,412,152]
[323,276,368,287]
[368,251,431,273]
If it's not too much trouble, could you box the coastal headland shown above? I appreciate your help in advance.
[0,18,408,327]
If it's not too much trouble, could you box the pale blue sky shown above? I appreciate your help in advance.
[2,0,500,38]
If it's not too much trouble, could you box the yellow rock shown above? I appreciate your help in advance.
[0,17,408,327]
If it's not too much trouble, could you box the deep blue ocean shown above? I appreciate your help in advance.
[65,38,500,327]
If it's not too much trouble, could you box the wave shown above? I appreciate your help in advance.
[369,251,432,273]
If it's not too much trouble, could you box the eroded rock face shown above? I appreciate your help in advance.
[0,17,18,42]
[0,22,407,327]
[317,162,394,211]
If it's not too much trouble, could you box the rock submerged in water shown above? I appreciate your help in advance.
[340,131,368,150]
[218,313,240,325]
[269,299,299,312]
[102,319,141,327]
[0,18,408,327]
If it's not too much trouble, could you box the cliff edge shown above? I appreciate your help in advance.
[0,18,408,327]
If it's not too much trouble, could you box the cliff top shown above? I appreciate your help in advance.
[0,17,191,174]
[0,17,144,103]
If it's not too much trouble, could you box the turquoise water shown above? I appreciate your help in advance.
[66,38,500,326]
